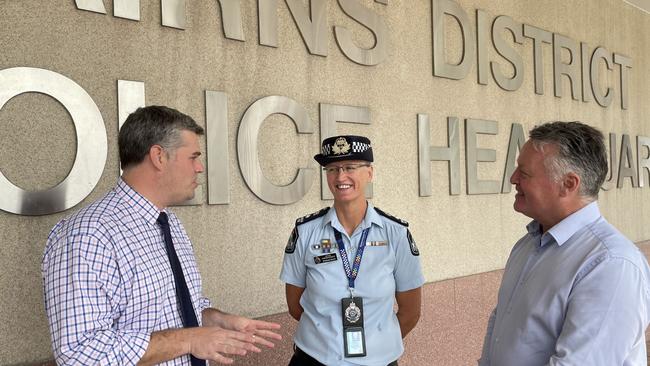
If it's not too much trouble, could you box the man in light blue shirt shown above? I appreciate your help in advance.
[479,121,650,366]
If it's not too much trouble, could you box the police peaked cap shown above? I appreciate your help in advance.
[314,135,374,166]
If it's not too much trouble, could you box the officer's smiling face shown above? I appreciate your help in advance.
[326,160,373,204]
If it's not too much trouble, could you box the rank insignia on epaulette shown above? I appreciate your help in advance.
[285,227,298,254]
[375,207,409,227]
[407,229,419,256]
[296,207,330,226]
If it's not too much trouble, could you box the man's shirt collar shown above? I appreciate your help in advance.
[116,178,162,226]
[526,201,601,247]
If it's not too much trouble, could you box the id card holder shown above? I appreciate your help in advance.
[341,297,366,357]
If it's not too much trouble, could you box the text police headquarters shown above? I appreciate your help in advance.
[1,0,648,216]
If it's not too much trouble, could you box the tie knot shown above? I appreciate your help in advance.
[157,212,169,227]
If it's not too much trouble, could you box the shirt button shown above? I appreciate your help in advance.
[495,337,499,344]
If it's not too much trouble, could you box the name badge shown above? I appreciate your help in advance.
[341,297,366,357]
[314,253,338,264]
[367,241,387,247]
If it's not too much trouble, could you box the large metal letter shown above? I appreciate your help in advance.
[217,0,246,41]
[259,0,279,47]
[76,0,185,28]
[0,67,107,215]
[238,96,315,205]
[335,0,389,66]
[206,91,230,204]
[501,123,525,193]
[617,134,639,188]
[418,115,460,196]
[638,136,650,188]
[613,53,632,110]
[603,133,618,191]
[476,9,489,85]
[286,0,328,56]
[113,0,140,20]
[553,33,580,100]
[580,43,592,102]
[75,0,107,13]
[491,15,524,91]
[590,46,613,108]
[465,118,499,194]
[117,80,145,174]
[523,24,552,95]
[161,0,186,29]
[319,104,372,199]
[117,80,145,129]
[432,0,475,80]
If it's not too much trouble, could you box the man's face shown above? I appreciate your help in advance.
[325,160,373,204]
[162,130,204,206]
[510,141,563,225]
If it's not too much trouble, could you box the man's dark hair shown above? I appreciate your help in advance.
[118,105,204,169]
[529,121,607,199]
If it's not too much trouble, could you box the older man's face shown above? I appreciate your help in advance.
[510,141,563,227]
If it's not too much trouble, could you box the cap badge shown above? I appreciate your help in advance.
[332,137,351,155]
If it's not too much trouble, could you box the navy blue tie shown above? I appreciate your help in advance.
[157,212,206,366]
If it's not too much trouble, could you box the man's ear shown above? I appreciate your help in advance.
[149,145,166,170]
[560,172,580,197]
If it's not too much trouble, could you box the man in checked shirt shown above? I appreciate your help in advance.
[42,105,281,365]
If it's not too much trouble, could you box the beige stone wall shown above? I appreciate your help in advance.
[1,0,649,364]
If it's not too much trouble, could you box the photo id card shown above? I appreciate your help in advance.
[341,297,366,357]
[344,327,366,357]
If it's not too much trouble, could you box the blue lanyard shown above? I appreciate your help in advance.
[334,227,370,291]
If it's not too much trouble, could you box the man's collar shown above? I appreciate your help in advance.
[526,201,601,247]
[117,178,161,225]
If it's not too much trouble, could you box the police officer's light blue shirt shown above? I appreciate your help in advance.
[479,202,650,366]
[281,203,425,366]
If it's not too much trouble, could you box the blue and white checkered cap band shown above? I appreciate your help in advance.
[321,141,371,156]
[352,141,371,153]
[314,135,373,165]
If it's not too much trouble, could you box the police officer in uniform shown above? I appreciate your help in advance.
[280,135,425,366]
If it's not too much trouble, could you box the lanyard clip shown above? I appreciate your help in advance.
[348,287,355,299]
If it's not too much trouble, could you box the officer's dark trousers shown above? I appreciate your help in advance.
[288,346,398,366]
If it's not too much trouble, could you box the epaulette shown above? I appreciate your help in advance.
[374,207,409,227]
[295,207,330,226]
[285,207,330,254]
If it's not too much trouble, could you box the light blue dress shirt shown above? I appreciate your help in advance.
[42,179,211,365]
[480,202,650,366]
[280,203,425,366]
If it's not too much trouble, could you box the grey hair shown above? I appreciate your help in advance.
[119,105,204,169]
[529,121,607,199]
